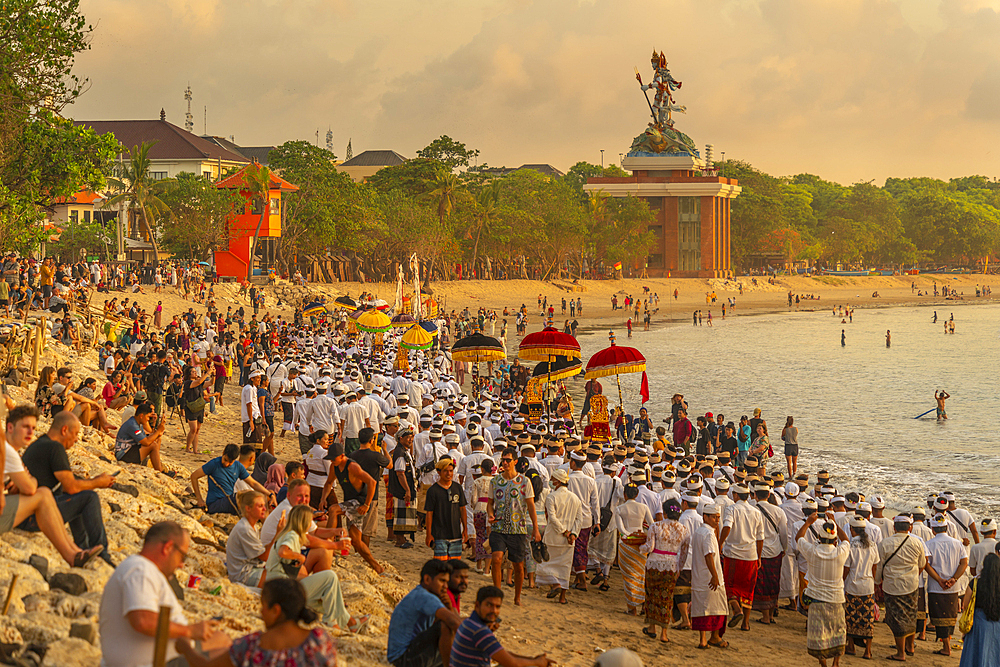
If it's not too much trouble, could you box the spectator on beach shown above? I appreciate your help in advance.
[19,410,115,565]
[450,585,556,667]
[387,559,462,667]
[177,578,338,667]
[191,443,274,515]
[115,402,166,472]
[226,490,284,588]
[99,522,228,667]
[2,405,104,568]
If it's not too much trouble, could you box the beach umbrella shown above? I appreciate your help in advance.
[356,309,391,333]
[585,332,648,409]
[531,356,582,384]
[348,306,372,320]
[390,313,417,328]
[334,295,357,308]
[419,320,439,336]
[371,298,390,310]
[518,326,581,361]
[400,324,434,350]
[302,301,327,317]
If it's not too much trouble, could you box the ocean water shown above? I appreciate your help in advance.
[575,302,1000,518]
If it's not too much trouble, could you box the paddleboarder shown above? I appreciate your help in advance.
[936,390,950,421]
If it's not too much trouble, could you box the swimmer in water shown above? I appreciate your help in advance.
[936,390,950,421]
[933,311,938,323]
[841,330,846,346]
[886,330,891,348]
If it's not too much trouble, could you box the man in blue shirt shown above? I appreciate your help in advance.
[450,586,555,667]
[190,443,273,515]
[387,559,461,667]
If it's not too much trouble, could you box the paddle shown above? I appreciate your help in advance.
[914,408,936,419]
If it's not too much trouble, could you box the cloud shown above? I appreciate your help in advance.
[67,0,1000,183]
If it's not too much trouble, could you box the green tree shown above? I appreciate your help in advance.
[240,162,275,280]
[416,135,480,171]
[367,158,445,197]
[48,217,111,263]
[106,141,169,257]
[157,172,243,259]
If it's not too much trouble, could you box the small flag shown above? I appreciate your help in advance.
[640,371,650,404]
[613,261,622,271]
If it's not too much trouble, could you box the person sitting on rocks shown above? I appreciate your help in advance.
[1,405,104,568]
[226,490,285,588]
[99,521,229,667]
[114,402,166,472]
[191,443,274,515]
[19,410,115,566]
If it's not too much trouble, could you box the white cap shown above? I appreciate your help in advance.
[982,518,997,533]
[930,513,948,528]
[249,369,263,379]
[870,495,885,509]
[702,502,721,516]
[785,482,800,497]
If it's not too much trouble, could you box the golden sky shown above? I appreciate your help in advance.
[67,0,1000,184]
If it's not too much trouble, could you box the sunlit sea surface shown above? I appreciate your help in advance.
[573,301,999,518]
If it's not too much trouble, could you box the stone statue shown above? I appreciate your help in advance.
[637,50,686,129]
[630,50,698,157]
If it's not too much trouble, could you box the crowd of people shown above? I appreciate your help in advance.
[3,261,1000,667]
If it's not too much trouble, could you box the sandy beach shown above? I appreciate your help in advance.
[5,272,985,666]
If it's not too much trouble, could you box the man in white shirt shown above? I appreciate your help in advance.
[751,483,788,625]
[588,458,622,587]
[535,469,583,605]
[241,370,263,446]
[718,484,764,631]
[877,514,928,660]
[309,381,342,443]
[924,513,968,656]
[340,391,370,455]
[969,518,998,577]
[691,503,729,649]
[294,381,316,455]
[675,493,704,630]
[99,521,224,667]
[567,452,600,591]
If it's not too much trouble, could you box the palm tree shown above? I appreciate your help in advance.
[106,141,168,257]
[470,180,501,279]
[240,161,274,281]
[423,172,465,288]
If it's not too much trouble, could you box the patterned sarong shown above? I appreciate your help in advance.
[392,496,418,534]
[751,553,783,611]
[473,512,491,561]
[845,593,877,638]
[644,568,678,628]
[928,592,959,639]
[884,590,919,638]
[806,598,846,659]
[572,526,592,574]
[620,538,647,609]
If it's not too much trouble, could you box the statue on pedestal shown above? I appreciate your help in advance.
[630,50,699,157]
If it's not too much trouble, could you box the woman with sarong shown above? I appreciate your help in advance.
[843,517,879,659]
[612,484,654,616]
[796,513,851,667]
[640,497,690,643]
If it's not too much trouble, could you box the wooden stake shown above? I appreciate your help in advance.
[152,605,171,667]
[3,574,18,615]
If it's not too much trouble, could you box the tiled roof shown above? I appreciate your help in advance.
[75,120,249,162]
[52,190,104,205]
[339,150,407,167]
[215,164,298,192]
[201,137,275,166]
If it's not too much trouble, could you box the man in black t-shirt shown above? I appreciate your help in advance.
[349,428,390,546]
[19,411,114,564]
[424,456,467,561]
[719,423,739,459]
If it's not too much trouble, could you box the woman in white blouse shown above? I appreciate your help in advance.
[613,484,655,616]
[843,516,880,659]
[640,497,691,643]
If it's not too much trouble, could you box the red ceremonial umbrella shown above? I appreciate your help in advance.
[519,326,581,416]
[585,331,648,408]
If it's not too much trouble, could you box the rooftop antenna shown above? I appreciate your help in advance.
[184,84,194,133]
[326,128,334,153]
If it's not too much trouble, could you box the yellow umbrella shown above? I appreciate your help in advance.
[400,324,434,350]
[356,309,391,333]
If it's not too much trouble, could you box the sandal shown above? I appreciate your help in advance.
[697,644,710,650]
[72,546,104,569]
[641,628,657,639]
[708,640,729,649]
[886,656,906,662]
[547,588,561,599]
[347,614,370,634]
[727,613,743,628]
[598,583,610,591]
